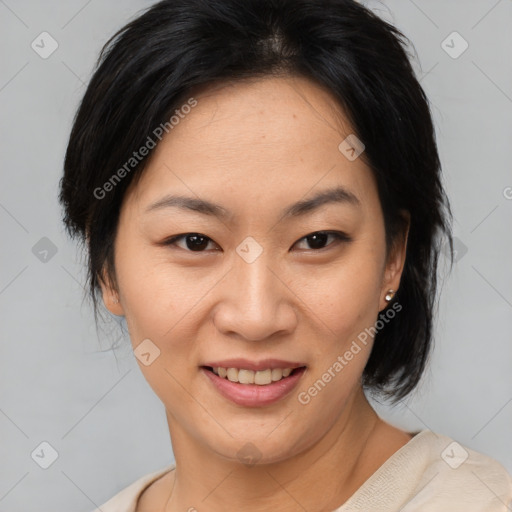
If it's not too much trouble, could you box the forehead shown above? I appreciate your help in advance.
[123,75,378,218]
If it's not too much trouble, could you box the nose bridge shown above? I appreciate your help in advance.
[213,242,296,341]
[234,243,279,314]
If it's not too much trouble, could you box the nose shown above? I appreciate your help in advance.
[212,250,298,341]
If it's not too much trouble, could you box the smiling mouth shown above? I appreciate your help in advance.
[202,366,306,385]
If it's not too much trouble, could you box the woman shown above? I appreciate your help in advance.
[58,0,512,510]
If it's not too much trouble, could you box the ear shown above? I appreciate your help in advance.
[99,266,125,316]
[379,210,410,312]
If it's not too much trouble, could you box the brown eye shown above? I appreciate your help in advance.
[164,233,217,252]
[294,231,351,251]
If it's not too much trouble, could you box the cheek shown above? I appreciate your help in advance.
[294,253,383,340]
[115,250,207,412]
[116,246,210,341]
[293,264,380,426]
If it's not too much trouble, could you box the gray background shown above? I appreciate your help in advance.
[1,1,511,511]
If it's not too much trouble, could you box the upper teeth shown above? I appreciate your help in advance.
[212,367,293,385]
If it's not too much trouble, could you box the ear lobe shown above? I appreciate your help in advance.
[99,267,124,316]
[380,211,410,310]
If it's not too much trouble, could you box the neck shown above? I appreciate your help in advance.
[163,387,383,512]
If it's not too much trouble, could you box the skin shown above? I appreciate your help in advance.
[100,75,412,512]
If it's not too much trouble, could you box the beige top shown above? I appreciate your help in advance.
[92,430,512,511]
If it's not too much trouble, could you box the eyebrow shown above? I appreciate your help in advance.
[144,185,360,220]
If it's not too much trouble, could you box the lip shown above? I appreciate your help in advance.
[202,358,306,371]
[201,365,307,407]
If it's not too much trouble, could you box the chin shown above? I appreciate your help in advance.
[200,423,319,467]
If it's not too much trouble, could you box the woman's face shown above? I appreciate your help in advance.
[102,76,408,464]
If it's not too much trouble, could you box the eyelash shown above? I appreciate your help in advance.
[161,231,351,253]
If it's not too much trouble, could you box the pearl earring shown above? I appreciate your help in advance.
[385,289,395,302]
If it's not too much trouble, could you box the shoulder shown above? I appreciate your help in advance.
[408,431,512,511]
[90,464,175,512]
[338,430,512,512]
